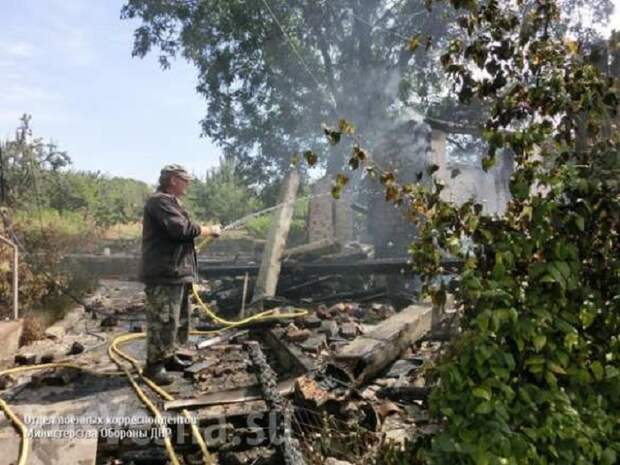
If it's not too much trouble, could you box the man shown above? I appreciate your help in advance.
[140,164,222,385]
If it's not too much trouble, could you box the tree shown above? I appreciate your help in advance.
[185,156,263,225]
[329,1,619,463]
[122,0,612,186]
[0,116,151,227]
[0,114,71,209]
[120,0,467,183]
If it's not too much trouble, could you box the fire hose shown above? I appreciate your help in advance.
[0,233,308,465]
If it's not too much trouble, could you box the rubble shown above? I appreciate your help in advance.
[0,265,454,465]
[285,324,312,343]
[245,340,306,465]
[317,320,339,339]
[325,459,353,465]
[44,325,65,340]
[67,341,85,355]
[100,316,118,328]
[339,322,359,339]
[40,353,55,364]
[14,353,36,365]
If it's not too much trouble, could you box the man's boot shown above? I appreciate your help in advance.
[143,363,174,386]
[164,355,192,372]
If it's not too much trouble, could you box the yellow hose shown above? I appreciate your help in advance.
[110,332,214,465]
[0,236,307,465]
[0,363,122,465]
[0,396,29,465]
[107,286,306,465]
[191,284,308,327]
[107,342,182,465]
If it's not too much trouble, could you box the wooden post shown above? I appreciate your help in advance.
[252,170,300,303]
[240,272,249,318]
[12,246,18,319]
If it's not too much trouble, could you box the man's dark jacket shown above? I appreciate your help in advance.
[140,191,201,284]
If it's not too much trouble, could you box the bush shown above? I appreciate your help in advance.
[243,196,308,246]
[244,215,272,239]
[0,208,97,322]
[328,4,620,463]
[186,156,263,225]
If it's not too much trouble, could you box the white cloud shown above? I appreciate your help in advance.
[0,82,61,104]
[55,28,95,66]
[0,40,34,58]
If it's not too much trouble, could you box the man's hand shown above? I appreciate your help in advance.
[201,224,222,238]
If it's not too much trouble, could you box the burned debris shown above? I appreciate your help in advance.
[0,163,463,465]
[0,255,457,465]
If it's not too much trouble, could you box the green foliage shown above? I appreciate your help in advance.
[0,116,146,320]
[120,0,464,180]
[0,115,151,228]
[243,196,309,246]
[122,0,611,184]
[185,156,263,226]
[13,208,94,238]
[88,175,151,227]
[321,2,619,463]
[0,207,97,320]
[243,215,272,240]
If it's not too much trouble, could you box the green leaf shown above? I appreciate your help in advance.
[525,355,545,366]
[481,156,496,171]
[575,214,585,231]
[472,386,492,401]
[408,35,420,52]
[303,150,318,166]
[545,370,557,386]
[563,332,578,350]
[547,362,566,375]
[591,361,604,381]
[547,263,567,289]
[475,401,493,414]
[605,365,619,379]
[338,118,355,134]
[533,334,547,351]
[579,304,597,328]
[601,448,617,465]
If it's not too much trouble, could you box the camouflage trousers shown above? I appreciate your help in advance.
[144,283,191,365]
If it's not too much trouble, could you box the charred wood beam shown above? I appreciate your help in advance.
[245,341,307,465]
[198,258,462,278]
[65,256,462,280]
[424,117,481,136]
[376,385,430,402]
[282,238,340,261]
[164,378,297,411]
[278,275,337,296]
[333,304,433,386]
[260,328,315,375]
[311,286,387,304]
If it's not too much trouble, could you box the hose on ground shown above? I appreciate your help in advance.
[0,282,306,465]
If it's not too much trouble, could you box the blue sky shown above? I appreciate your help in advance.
[0,0,221,184]
[1,1,618,185]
